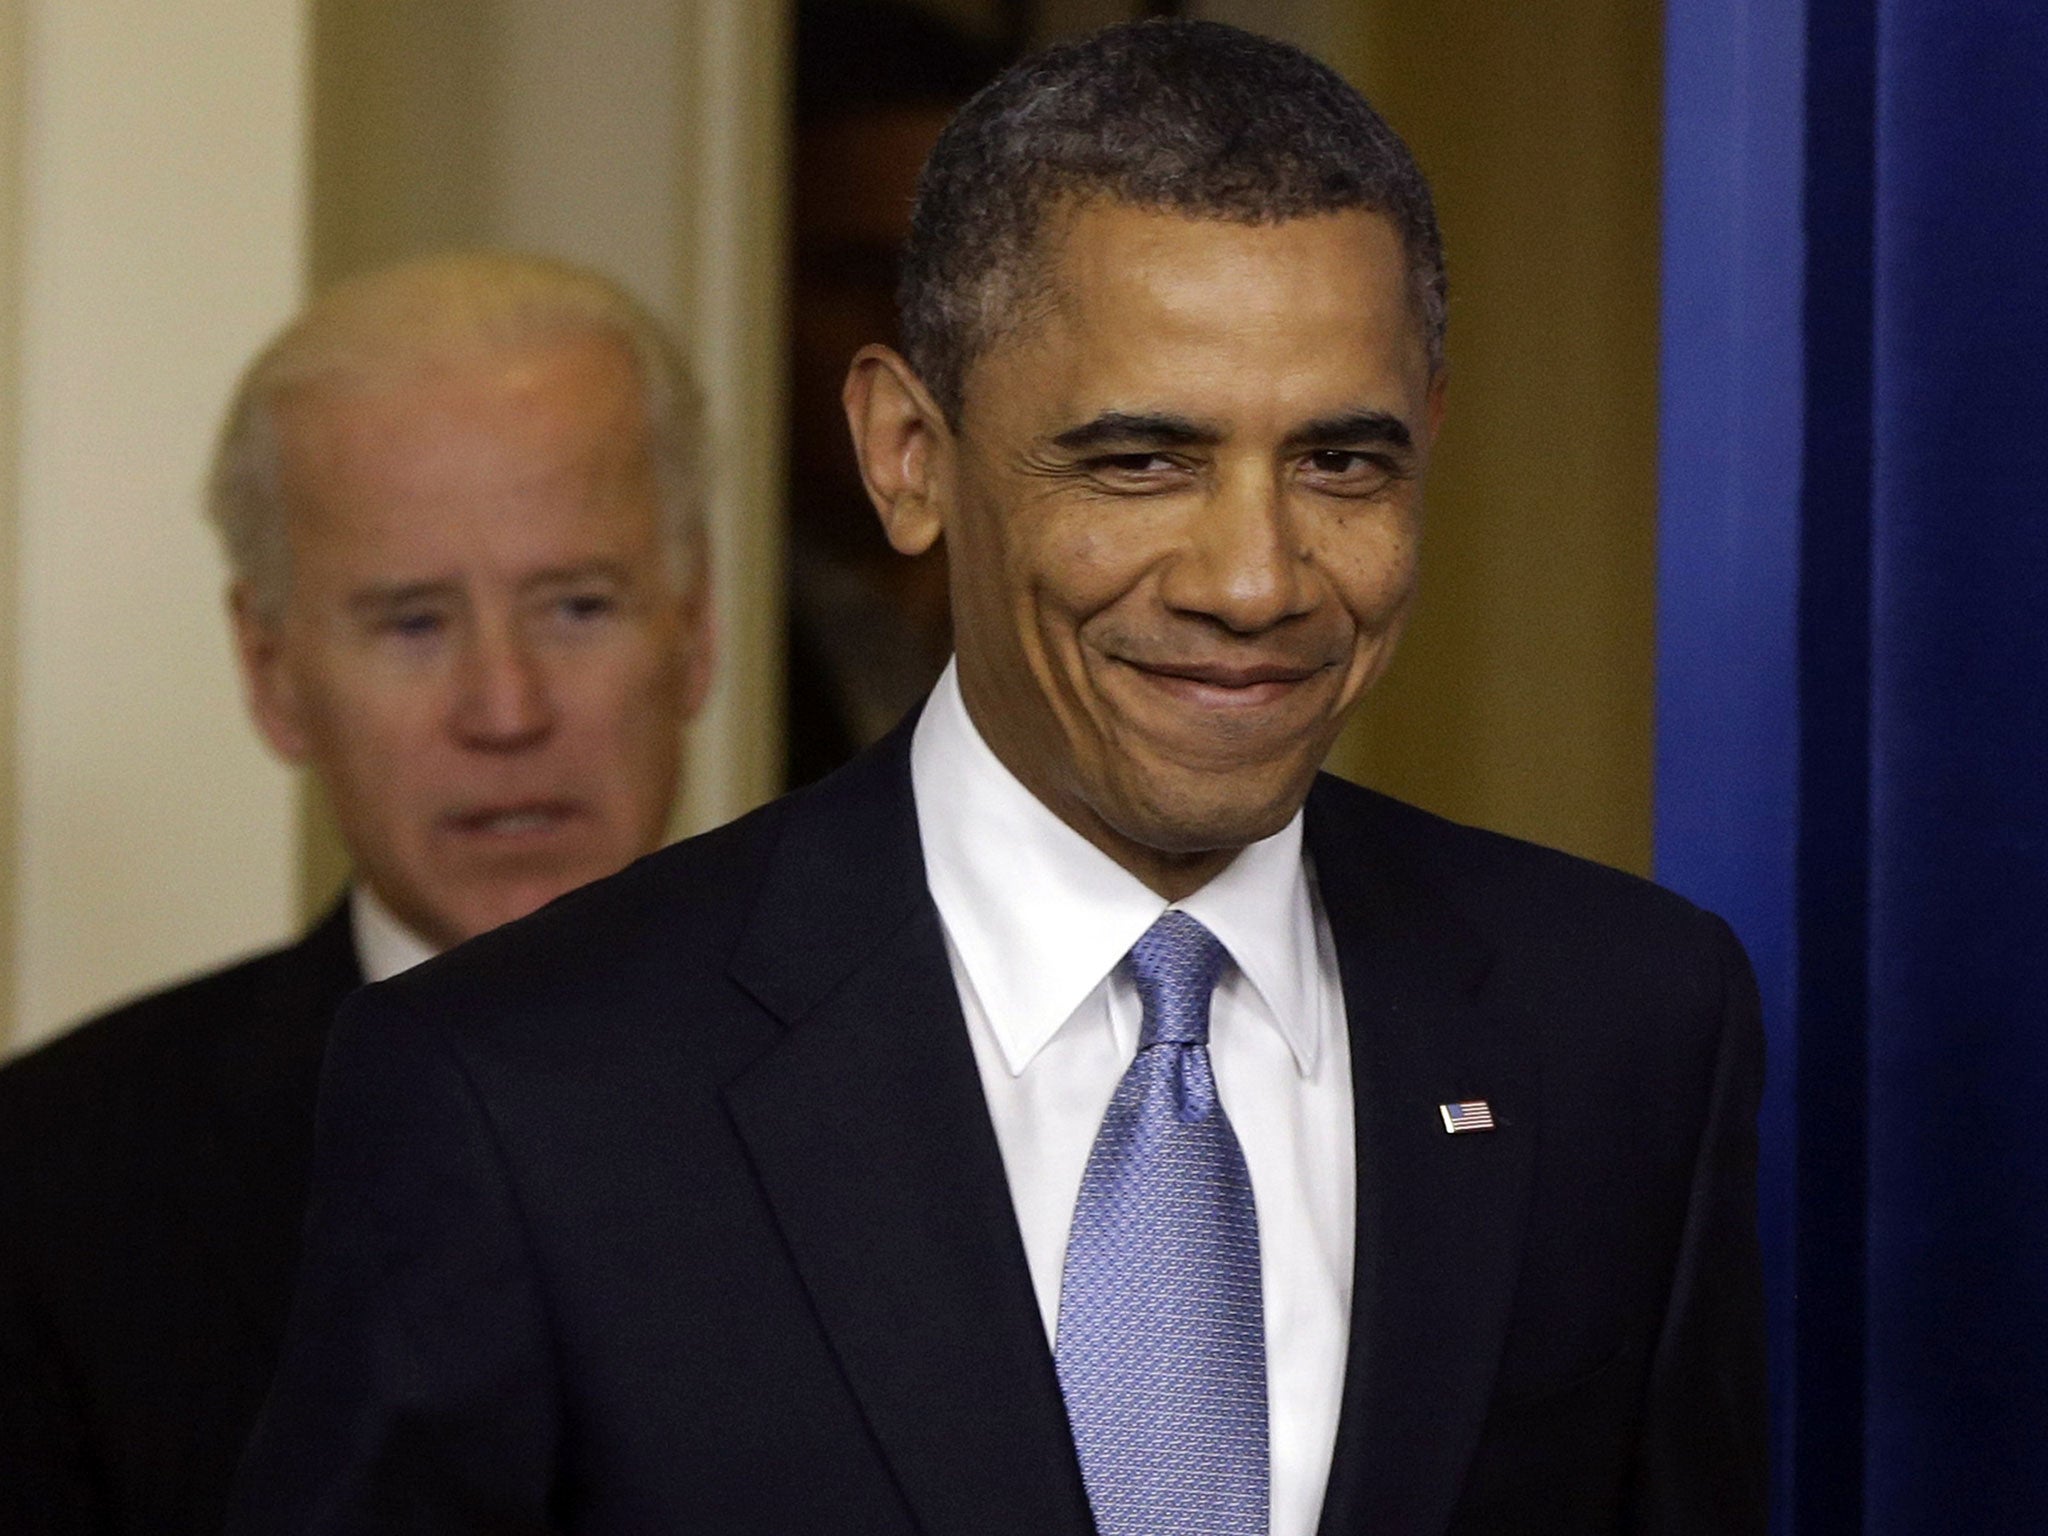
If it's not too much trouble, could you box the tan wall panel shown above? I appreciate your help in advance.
[1193,0,1357,65]
[310,2,501,286]
[672,0,790,839]
[1031,0,1142,44]
[1328,0,1662,876]
[0,0,23,1043]
[7,0,306,1053]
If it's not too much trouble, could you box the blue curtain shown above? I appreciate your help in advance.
[1658,2,2048,1530]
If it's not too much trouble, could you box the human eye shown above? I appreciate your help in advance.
[1079,451,1194,493]
[1297,447,1405,498]
[537,582,626,637]
[377,605,448,642]
[557,589,619,622]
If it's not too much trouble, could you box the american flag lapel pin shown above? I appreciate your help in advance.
[1440,1099,1495,1134]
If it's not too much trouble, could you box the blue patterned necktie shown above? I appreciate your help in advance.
[1055,910,1268,1536]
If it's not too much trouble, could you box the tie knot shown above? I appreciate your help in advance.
[1127,910,1230,1049]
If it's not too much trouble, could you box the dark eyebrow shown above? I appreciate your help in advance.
[1049,411,1223,453]
[1286,410,1415,453]
[346,580,458,618]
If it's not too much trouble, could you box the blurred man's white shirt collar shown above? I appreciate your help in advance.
[349,884,438,984]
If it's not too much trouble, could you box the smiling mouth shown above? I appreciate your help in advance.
[1134,658,1323,686]
[1117,656,1331,706]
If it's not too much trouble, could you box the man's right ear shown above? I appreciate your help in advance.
[229,584,312,765]
[841,344,950,557]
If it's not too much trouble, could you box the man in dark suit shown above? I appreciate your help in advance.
[231,21,1766,1535]
[0,253,714,1536]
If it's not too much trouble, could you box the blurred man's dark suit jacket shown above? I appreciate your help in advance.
[229,722,1767,1535]
[0,904,359,1536]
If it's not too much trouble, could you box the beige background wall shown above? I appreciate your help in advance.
[0,0,24,1051]
[0,0,308,1055]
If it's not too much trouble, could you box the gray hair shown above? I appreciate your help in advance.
[209,251,705,618]
[900,18,1447,423]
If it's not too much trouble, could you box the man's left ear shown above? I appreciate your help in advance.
[842,344,951,557]
[1424,366,1449,446]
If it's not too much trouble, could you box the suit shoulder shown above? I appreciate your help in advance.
[1311,774,1734,956]
[0,946,290,1147]
[0,941,335,1245]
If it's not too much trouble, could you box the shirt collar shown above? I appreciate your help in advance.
[910,660,1321,1078]
[348,883,439,984]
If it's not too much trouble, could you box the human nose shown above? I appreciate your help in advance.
[1161,468,1316,633]
[451,616,555,749]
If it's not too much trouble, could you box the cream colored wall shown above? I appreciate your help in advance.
[299,0,789,918]
[671,3,791,837]
[0,1,308,1056]
[0,0,24,1045]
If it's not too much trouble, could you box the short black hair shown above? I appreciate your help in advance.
[899,18,1447,422]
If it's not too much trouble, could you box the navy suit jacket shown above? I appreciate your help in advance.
[230,724,1766,1534]
[0,905,360,1536]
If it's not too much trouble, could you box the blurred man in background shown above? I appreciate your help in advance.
[0,251,713,1536]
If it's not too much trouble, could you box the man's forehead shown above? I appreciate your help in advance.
[957,202,1431,433]
[271,360,657,574]
[276,340,643,474]
[1036,200,1411,310]
[292,327,630,403]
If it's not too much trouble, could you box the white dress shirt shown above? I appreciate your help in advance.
[910,662,1356,1536]
[348,884,437,985]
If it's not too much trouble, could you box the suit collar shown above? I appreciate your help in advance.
[724,717,1096,1536]
[1305,779,1536,1536]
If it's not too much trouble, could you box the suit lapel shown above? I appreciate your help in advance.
[1306,782,1536,1536]
[175,901,362,1351]
[722,727,1096,1536]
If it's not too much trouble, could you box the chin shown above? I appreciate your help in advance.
[1100,762,1311,859]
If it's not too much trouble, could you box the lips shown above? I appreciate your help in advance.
[441,801,585,839]
[1112,654,1335,712]
[1127,657,1325,688]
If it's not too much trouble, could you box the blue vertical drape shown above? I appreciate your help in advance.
[1659,1,2048,1531]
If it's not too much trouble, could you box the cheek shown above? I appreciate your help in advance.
[294,677,443,827]
[1021,514,1161,646]
[1318,513,1422,632]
